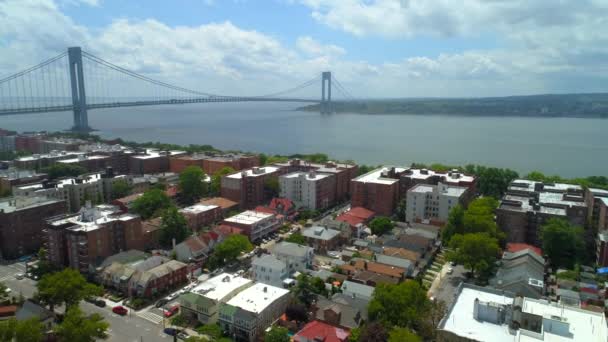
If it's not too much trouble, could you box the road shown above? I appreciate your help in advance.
[431,264,467,307]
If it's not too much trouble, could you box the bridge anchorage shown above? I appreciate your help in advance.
[0,47,355,132]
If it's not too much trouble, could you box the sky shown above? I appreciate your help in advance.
[1,0,608,98]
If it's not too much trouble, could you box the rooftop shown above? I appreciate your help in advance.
[282,171,332,181]
[302,226,341,241]
[180,203,219,214]
[49,204,136,232]
[16,151,84,161]
[402,168,476,183]
[224,210,273,225]
[200,197,238,210]
[273,241,313,257]
[190,273,252,301]
[225,282,289,314]
[0,196,62,213]
[294,320,350,342]
[353,166,406,185]
[408,182,468,197]
[340,280,374,299]
[252,254,286,269]
[57,154,108,163]
[226,166,279,179]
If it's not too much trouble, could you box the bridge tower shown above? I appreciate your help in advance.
[68,47,91,132]
[321,71,332,114]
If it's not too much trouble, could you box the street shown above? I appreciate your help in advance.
[429,263,467,307]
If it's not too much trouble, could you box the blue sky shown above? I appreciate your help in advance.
[1,0,608,97]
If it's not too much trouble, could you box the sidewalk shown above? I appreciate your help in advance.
[427,263,449,298]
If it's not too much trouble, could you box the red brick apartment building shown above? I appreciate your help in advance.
[221,166,283,209]
[45,204,144,272]
[170,153,259,174]
[0,197,66,260]
[350,167,403,216]
[179,203,223,231]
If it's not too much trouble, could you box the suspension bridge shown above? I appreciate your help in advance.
[0,47,354,132]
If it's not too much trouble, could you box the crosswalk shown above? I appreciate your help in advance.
[0,275,14,282]
[137,311,164,325]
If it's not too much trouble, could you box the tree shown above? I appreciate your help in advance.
[348,327,361,342]
[264,176,280,198]
[33,247,54,277]
[388,327,421,342]
[358,322,389,342]
[179,165,207,204]
[285,232,306,245]
[368,281,430,330]
[55,307,109,342]
[159,206,190,247]
[36,268,102,311]
[14,318,44,342]
[259,153,268,166]
[285,302,308,322]
[41,164,87,180]
[442,198,504,243]
[264,326,290,342]
[442,205,465,243]
[0,318,16,342]
[292,274,327,307]
[210,166,235,195]
[0,282,8,302]
[541,218,586,269]
[419,299,447,340]
[196,323,222,340]
[111,179,132,200]
[368,216,394,236]
[396,199,407,221]
[214,234,253,263]
[131,188,171,220]
[447,233,500,278]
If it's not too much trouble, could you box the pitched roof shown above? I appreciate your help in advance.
[15,300,53,322]
[302,226,341,240]
[382,247,421,262]
[347,259,405,278]
[336,207,375,227]
[506,243,542,257]
[294,320,351,342]
[273,241,313,257]
[269,197,295,212]
[314,295,363,329]
[200,197,238,210]
[340,281,374,299]
[213,224,244,236]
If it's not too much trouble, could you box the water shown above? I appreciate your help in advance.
[1,102,607,178]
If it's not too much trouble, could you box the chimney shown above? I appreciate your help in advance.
[263,286,268,293]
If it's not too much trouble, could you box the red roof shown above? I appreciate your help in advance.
[580,287,599,294]
[213,224,244,236]
[165,186,178,198]
[336,207,375,227]
[254,206,276,215]
[269,197,295,212]
[506,243,542,256]
[294,320,350,342]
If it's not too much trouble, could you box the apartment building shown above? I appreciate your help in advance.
[221,166,283,209]
[170,153,259,174]
[274,159,358,202]
[14,151,84,170]
[221,210,280,242]
[0,197,66,259]
[279,171,337,210]
[350,167,404,216]
[0,169,47,194]
[179,203,223,231]
[496,180,589,246]
[129,149,185,175]
[590,188,608,230]
[56,154,112,173]
[44,204,144,272]
[13,171,131,212]
[272,241,314,274]
[406,182,469,225]
[399,168,476,199]
[180,273,253,324]
[251,254,288,287]
[219,283,290,342]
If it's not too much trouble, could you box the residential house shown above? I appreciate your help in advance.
[128,259,188,298]
[15,300,55,334]
[301,226,342,254]
[294,320,351,342]
[489,249,546,299]
[272,241,314,274]
[340,281,374,301]
[252,254,288,287]
[175,231,222,264]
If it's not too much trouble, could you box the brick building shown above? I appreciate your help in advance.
[129,150,185,175]
[406,182,469,225]
[44,204,144,272]
[56,155,112,173]
[350,167,404,216]
[179,203,223,231]
[14,151,84,170]
[221,210,280,242]
[14,134,43,153]
[0,169,47,194]
[170,153,259,174]
[399,168,476,202]
[221,166,283,209]
[0,197,66,259]
[279,171,337,210]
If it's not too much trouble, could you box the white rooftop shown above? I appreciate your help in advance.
[0,196,61,213]
[404,168,476,183]
[49,205,125,232]
[281,171,331,181]
[190,273,252,301]
[224,210,273,225]
[225,282,289,314]
[180,204,219,214]
[408,182,468,197]
[353,166,406,185]
[57,155,108,163]
[227,166,279,179]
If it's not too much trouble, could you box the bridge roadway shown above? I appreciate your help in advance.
[0,97,319,116]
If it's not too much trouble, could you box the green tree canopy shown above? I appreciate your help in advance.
[196,323,223,340]
[264,176,280,198]
[210,167,236,195]
[214,234,253,263]
[131,188,171,220]
[55,307,109,342]
[442,205,465,243]
[41,164,87,180]
[285,232,306,245]
[0,282,8,302]
[368,281,430,329]
[264,326,290,342]
[179,165,207,204]
[442,198,504,243]
[111,179,132,200]
[541,218,585,269]
[447,232,500,278]
[0,318,44,342]
[357,322,389,342]
[388,327,421,342]
[159,206,190,247]
[292,274,327,307]
[368,216,394,236]
[36,268,102,310]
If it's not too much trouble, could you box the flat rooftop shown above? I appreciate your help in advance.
[180,204,219,214]
[501,194,566,216]
[49,205,132,232]
[281,171,332,181]
[224,210,273,225]
[403,168,476,183]
[226,166,279,179]
[57,155,108,163]
[225,282,289,314]
[353,166,406,185]
[440,285,515,342]
[0,196,61,213]
[190,273,252,301]
[16,151,84,161]
[408,183,468,197]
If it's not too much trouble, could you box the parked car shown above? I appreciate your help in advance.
[155,298,169,308]
[163,328,178,336]
[177,332,190,340]
[112,306,128,316]
[15,273,24,280]
[85,297,106,307]
[164,304,180,318]
[447,267,454,274]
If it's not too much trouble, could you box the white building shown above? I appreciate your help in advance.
[179,273,253,324]
[222,210,279,242]
[279,171,336,210]
[272,241,314,274]
[406,182,467,223]
[438,283,608,342]
[219,282,290,342]
[251,254,288,287]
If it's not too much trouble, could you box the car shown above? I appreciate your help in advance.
[112,306,128,315]
[4,288,11,295]
[163,328,178,336]
[14,273,24,280]
[177,332,190,340]
[447,267,454,274]
[449,261,456,266]
[155,298,169,308]
[164,304,180,318]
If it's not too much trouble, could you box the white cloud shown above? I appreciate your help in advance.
[296,36,346,57]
